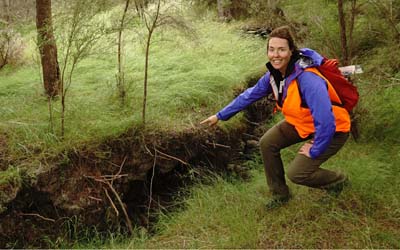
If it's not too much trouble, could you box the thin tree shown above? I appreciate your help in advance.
[116,0,130,104]
[348,0,357,60]
[56,0,107,137]
[1,1,25,70]
[141,0,161,126]
[370,0,400,42]
[35,0,60,97]
[136,0,196,126]
[338,0,349,65]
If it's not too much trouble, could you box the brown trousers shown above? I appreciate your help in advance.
[259,120,349,197]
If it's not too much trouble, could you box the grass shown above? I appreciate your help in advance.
[0,18,266,167]
[2,1,400,248]
[0,166,22,213]
[90,139,398,249]
[71,82,400,248]
[70,11,400,247]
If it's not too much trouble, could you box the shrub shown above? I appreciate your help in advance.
[0,28,25,69]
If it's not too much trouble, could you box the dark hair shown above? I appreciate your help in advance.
[268,26,298,52]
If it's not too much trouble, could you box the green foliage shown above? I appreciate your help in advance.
[0,166,21,186]
[96,141,400,249]
[357,78,400,144]
[0,28,25,68]
[190,0,288,29]
[0,166,22,213]
[0,16,266,164]
[282,0,400,63]
[73,1,400,248]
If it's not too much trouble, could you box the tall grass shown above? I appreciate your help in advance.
[0,19,266,164]
[100,141,398,249]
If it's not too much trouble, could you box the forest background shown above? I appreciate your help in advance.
[0,0,399,248]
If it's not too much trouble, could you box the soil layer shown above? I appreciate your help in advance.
[0,77,273,248]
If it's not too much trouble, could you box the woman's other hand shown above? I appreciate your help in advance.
[299,142,312,158]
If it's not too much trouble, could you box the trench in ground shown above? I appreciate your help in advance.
[0,75,274,248]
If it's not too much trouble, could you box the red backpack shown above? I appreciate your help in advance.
[317,58,359,112]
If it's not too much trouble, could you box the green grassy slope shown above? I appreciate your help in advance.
[2,1,400,248]
[70,78,400,249]
[0,19,266,167]
[71,0,400,247]
[112,136,400,248]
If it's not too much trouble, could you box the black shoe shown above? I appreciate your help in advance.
[324,176,350,197]
[265,195,291,210]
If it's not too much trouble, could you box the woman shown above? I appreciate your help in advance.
[201,26,350,209]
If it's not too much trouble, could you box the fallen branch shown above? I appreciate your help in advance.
[147,145,157,227]
[114,156,127,181]
[18,213,55,223]
[205,141,231,149]
[104,180,134,235]
[85,174,128,183]
[88,195,103,202]
[103,187,119,217]
[143,144,154,156]
[85,172,133,235]
[154,148,189,165]
[102,174,128,180]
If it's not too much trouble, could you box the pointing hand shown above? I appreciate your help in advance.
[200,115,219,127]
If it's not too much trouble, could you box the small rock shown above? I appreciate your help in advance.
[246,140,259,148]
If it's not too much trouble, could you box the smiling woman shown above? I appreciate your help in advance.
[201,25,351,209]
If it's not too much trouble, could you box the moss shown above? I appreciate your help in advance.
[0,166,22,213]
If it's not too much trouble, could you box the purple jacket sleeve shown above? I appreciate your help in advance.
[216,72,272,121]
[297,71,336,159]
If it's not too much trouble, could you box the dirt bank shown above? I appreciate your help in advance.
[0,76,273,248]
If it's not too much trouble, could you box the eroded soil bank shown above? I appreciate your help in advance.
[0,77,273,248]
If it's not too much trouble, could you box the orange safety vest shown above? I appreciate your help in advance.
[278,67,351,138]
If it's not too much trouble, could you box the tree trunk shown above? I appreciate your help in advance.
[142,30,153,126]
[217,0,232,22]
[348,0,357,61]
[36,0,60,97]
[142,0,160,126]
[117,0,130,103]
[338,0,349,65]
[2,0,10,22]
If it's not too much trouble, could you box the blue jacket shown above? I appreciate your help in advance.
[216,48,336,159]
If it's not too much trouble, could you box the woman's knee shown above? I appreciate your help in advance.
[287,165,312,185]
[259,132,279,153]
[259,125,283,151]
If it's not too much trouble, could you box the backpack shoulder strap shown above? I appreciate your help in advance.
[297,67,344,108]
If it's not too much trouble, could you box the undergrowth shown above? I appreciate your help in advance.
[74,139,400,249]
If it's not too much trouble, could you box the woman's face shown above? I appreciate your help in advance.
[267,37,292,75]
